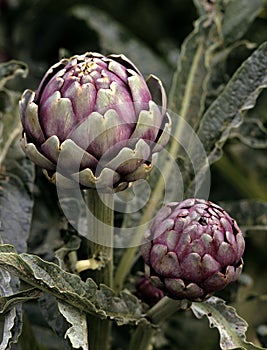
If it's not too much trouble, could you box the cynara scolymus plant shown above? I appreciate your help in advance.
[19,52,171,192]
[141,198,245,301]
[1,1,267,350]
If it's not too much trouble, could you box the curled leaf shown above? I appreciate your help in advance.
[0,244,145,326]
[191,296,266,350]
[0,60,28,90]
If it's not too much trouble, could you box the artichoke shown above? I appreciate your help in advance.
[142,198,245,301]
[135,274,165,306]
[20,52,171,192]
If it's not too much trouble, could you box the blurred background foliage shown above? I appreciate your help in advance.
[1,0,267,349]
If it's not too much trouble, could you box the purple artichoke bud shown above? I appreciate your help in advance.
[135,274,165,306]
[20,52,171,192]
[142,198,245,301]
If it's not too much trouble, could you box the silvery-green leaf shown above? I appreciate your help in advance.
[0,90,22,165]
[169,0,264,132]
[197,41,267,165]
[0,245,145,326]
[191,296,265,350]
[0,155,35,254]
[168,16,212,128]
[221,0,264,45]
[230,118,267,148]
[58,301,88,350]
[193,0,263,44]
[0,61,28,90]
[0,287,41,314]
[0,307,22,350]
[0,268,23,350]
[39,294,72,350]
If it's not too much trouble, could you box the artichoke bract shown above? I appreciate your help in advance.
[20,52,171,192]
[142,198,245,301]
[135,274,165,306]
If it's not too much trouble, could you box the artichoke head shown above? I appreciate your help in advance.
[142,198,245,301]
[20,52,171,192]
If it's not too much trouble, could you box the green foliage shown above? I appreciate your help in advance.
[0,244,145,325]
[197,41,267,163]
[191,297,265,350]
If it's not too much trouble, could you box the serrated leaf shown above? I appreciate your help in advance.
[193,0,263,44]
[197,41,267,165]
[191,297,266,350]
[0,268,23,350]
[0,61,28,90]
[39,294,72,349]
[70,5,172,89]
[0,307,22,350]
[230,118,267,148]
[0,245,144,326]
[222,0,264,45]
[0,156,35,254]
[58,301,88,350]
[0,287,41,314]
[169,0,264,132]
[168,16,214,128]
[0,90,35,256]
[0,91,21,164]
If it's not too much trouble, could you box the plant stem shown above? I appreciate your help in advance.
[146,296,189,324]
[129,297,189,350]
[129,323,155,350]
[86,189,114,350]
[114,123,185,292]
[113,176,164,291]
[19,314,49,350]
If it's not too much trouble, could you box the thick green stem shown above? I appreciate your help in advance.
[129,297,189,350]
[146,296,189,324]
[113,177,164,291]
[114,127,185,292]
[114,42,201,290]
[86,189,114,350]
[129,323,154,350]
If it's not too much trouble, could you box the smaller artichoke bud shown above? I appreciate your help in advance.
[135,274,165,306]
[141,198,245,301]
[19,52,171,192]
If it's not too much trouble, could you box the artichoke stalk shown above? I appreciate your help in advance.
[142,198,245,301]
[20,52,171,192]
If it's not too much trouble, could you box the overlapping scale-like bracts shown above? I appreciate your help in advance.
[20,52,171,192]
[142,198,245,301]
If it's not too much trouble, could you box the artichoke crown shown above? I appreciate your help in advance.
[20,52,171,192]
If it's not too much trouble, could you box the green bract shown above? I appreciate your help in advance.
[20,52,171,192]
